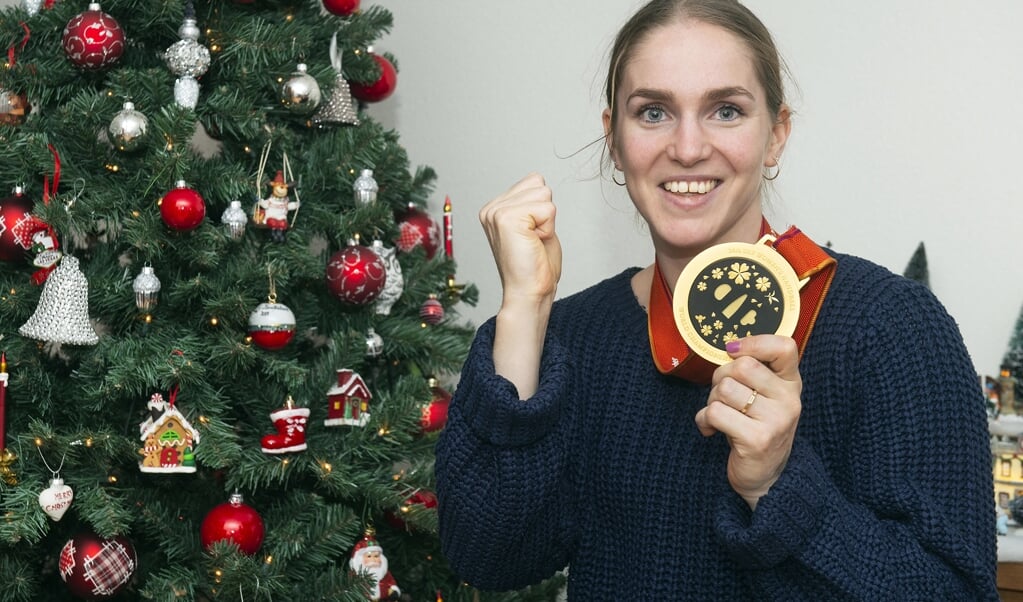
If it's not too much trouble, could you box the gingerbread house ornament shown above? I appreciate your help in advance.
[138,392,200,473]
[325,368,371,427]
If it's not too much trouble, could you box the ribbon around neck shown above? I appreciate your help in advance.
[647,221,836,384]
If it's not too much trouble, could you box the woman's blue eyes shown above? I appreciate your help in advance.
[639,105,666,122]
[715,104,742,121]
[636,104,743,123]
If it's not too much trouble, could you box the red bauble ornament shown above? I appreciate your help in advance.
[385,490,438,532]
[159,180,206,231]
[395,203,441,259]
[326,240,387,305]
[350,53,397,103]
[62,3,125,70]
[420,379,451,433]
[59,531,137,600]
[0,187,43,262]
[419,293,444,325]
[322,0,360,16]
[247,301,296,350]
[200,493,265,556]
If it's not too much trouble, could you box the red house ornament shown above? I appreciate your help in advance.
[324,368,371,427]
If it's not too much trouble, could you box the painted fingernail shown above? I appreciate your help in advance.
[725,340,741,353]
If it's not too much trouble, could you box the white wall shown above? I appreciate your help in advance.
[8,0,1020,376]
[371,0,1023,377]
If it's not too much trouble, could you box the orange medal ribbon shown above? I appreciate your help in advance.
[648,222,836,384]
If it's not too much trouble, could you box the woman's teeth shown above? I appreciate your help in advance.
[664,180,718,194]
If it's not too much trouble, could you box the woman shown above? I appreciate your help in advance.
[435,0,997,598]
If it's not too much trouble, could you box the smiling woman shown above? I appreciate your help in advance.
[433,0,999,599]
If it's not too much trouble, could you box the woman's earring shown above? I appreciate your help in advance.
[763,157,781,181]
[612,163,625,186]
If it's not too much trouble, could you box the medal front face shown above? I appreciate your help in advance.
[673,238,801,365]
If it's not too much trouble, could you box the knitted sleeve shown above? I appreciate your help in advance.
[713,272,998,600]
[435,319,576,590]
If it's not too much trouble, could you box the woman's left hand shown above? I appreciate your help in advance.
[694,334,803,510]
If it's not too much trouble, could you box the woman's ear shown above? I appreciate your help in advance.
[602,108,619,169]
[765,105,792,167]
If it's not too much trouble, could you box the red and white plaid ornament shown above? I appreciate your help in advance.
[59,531,137,600]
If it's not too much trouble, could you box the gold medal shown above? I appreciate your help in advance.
[672,235,802,365]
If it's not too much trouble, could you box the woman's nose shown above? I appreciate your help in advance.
[666,118,710,166]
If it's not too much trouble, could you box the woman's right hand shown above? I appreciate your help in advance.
[479,173,562,399]
[479,173,562,308]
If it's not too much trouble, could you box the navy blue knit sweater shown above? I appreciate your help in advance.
[435,252,998,600]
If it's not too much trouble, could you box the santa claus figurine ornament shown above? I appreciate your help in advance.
[349,526,400,601]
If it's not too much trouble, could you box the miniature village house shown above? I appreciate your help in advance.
[990,370,1023,508]
[139,393,200,473]
[325,368,371,427]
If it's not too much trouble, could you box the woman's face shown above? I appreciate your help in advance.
[604,19,790,264]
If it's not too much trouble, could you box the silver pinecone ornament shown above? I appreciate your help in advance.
[312,33,360,127]
[20,256,99,345]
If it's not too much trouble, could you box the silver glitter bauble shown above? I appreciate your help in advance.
[132,266,161,312]
[221,200,248,240]
[165,15,210,110]
[280,63,321,115]
[20,256,99,345]
[372,240,403,316]
[108,101,149,152]
[353,169,378,205]
[164,18,210,78]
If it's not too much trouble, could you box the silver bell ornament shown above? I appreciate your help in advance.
[280,63,322,115]
[312,33,360,127]
[132,265,161,312]
[19,255,99,345]
[353,169,378,205]
[221,200,248,240]
[164,3,210,109]
[108,101,149,152]
[365,327,384,358]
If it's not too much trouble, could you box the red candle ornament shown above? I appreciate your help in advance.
[443,196,453,259]
[0,352,7,450]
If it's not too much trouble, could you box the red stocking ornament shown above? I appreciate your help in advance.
[261,396,309,454]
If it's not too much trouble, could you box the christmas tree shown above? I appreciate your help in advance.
[1004,302,1023,407]
[902,241,929,289]
[0,1,563,600]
